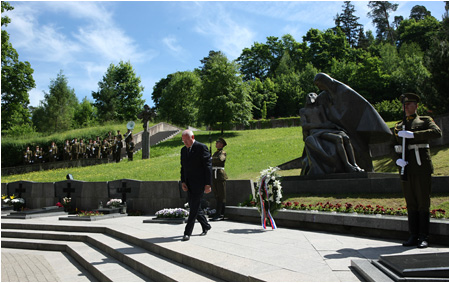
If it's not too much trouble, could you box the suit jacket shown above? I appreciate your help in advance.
[180,140,212,193]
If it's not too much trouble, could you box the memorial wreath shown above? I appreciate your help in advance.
[253,166,283,229]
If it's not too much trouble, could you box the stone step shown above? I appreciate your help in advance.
[1,237,150,282]
[1,222,262,282]
[1,229,220,282]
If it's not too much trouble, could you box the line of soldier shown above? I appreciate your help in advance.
[23,130,135,164]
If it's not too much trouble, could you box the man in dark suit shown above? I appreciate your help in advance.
[180,129,212,241]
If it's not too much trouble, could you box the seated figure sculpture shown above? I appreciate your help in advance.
[300,73,392,175]
[300,92,363,175]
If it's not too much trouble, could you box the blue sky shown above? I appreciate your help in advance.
[4,1,447,108]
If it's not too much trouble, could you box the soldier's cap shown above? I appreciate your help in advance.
[400,93,420,103]
[216,138,227,146]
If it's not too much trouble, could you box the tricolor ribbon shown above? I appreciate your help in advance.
[258,176,277,229]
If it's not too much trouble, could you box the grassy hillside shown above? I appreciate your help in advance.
[2,126,448,183]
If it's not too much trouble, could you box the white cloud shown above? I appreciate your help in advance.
[193,4,256,59]
[162,35,186,58]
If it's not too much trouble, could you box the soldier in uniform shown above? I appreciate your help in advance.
[71,138,80,160]
[102,138,110,159]
[23,146,33,164]
[64,140,71,160]
[125,129,134,161]
[34,145,43,163]
[392,93,442,248]
[79,139,87,159]
[48,142,58,162]
[87,139,94,158]
[92,140,101,159]
[115,130,123,162]
[210,138,228,221]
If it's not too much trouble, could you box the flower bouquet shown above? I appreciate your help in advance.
[155,208,189,219]
[2,194,12,206]
[11,197,26,211]
[253,166,283,229]
[106,199,122,208]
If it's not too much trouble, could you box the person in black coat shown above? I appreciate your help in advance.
[180,129,212,241]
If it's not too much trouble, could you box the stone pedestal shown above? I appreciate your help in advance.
[142,131,150,159]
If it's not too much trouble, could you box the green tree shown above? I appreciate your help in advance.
[151,74,173,110]
[158,71,200,126]
[247,77,277,119]
[303,28,350,72]
[1,2,36,134]
[198,52,252,134]
[74,96,97,127]
[367,1,398,44]
[397,16,440,52]
[92,61,145,122]
[410,5,431,21]
[334,1,362,47]
[37,70,79,132]
[423,1,449,114]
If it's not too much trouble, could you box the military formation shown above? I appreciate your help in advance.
[23,130,135,165]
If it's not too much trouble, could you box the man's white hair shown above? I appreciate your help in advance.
[182,129,194,137]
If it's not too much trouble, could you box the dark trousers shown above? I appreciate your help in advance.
[184,191,210,236]
[402,173,431,238]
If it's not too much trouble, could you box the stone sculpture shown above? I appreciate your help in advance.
[300,73,392,175]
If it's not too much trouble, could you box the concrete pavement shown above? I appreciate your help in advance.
[1,214,449,282]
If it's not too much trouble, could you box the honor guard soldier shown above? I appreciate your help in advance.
[34,145,43,163]
[115,130,123,162]
[48,142,58,162]
[210,138,228,221]
[126,135,135,161]
[79,139,87,158]
[92,140,101,159]
[102,138,110,159]
[64,140,71,160]
[392,93,442,249]
[23,146,32,164]
[71,138,80,160]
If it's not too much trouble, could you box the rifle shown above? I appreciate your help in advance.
[400,96,407,181]
[208,131,212,154]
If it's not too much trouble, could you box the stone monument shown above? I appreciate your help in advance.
[299,73,392,175]
[138,104,152,159]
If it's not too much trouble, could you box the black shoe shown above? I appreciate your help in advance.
[200,226,211,236]
[182,235,190,241]
[402,235,418,246]
[211,215,220,221]
[417,237,428,249]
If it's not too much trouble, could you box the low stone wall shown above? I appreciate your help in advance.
[226,206,449,245]
[1,180,254,214]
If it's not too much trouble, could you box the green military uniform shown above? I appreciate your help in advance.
[93,142,101,158]
[392,93,442,248]
[125,130,134,161]
[34,146,43,163]
[102,140,110,159]
[71,139,80,160]
[115,132,123,162]
[23,147,32,164]
[79,140,86,159]
[48,143,58,162]
[64,141,71,160]
[211,138,228,220]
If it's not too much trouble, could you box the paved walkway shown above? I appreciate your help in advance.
[1,215,449,282]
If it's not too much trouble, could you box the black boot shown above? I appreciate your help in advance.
[220,202,226,220]
[417,211,430,248]
[403,210,419,246]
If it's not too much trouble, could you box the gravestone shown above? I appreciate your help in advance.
[108,179,141,211]
[138,104,152,159]
[55,180,83,211]
[352,252,449,282]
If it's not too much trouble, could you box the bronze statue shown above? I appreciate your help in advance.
[300,73,392,175]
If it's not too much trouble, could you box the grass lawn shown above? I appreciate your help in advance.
[2,126,448,216]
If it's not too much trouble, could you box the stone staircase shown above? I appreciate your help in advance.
[1,223,224,282]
